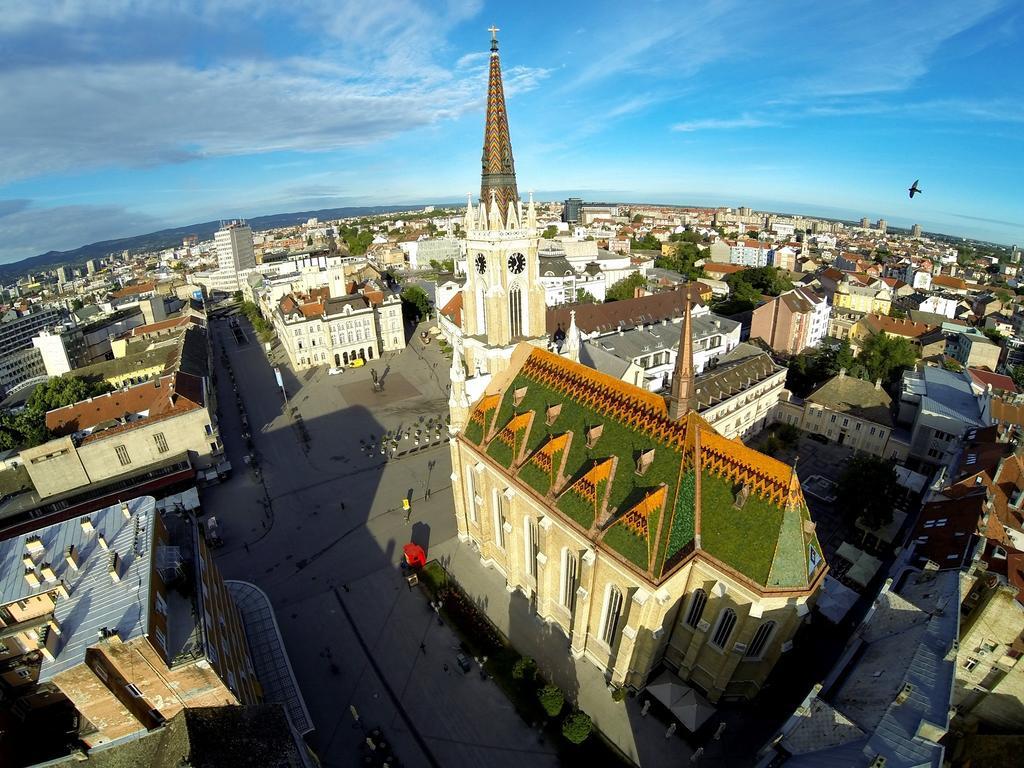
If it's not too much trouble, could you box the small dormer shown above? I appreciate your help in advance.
[513,386,528,407]
[635,448,655,476]
[733,483,750,509]
[546,403,561,426]
[586,424,603,449]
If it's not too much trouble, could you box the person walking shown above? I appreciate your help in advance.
[419,642,426,655]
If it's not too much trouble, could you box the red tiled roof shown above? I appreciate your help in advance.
[932,275,966,290]
[861,313,935,338]
[46,372,205,440]
[702,263,746,276]
[969,368,1018,394]
[130,315,201,338]
[111,281,156,299]
[440,292,463,326]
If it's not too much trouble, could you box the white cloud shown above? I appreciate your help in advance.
[671,115,773,132]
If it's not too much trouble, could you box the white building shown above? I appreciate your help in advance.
[215,221,256,274]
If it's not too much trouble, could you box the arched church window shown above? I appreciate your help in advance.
[509,284,523,338]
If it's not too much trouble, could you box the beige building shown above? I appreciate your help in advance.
[947,329,1000,371]
[21,372,220,499]
[0,497,258,747]
[848,313,936,354]
[783,371,906,460]
[274,289,404,370]
[831,276,893,315]
[690,342,788,440]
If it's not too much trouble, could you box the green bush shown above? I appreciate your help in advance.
[512,656,537,681]
[538,684,564,717]
[561,711,593,744]
[611,687,626,702]
[776,422,801,446]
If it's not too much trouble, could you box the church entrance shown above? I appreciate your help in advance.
[334,354,340,367]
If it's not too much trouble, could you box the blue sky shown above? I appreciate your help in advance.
[0,0,1022,263]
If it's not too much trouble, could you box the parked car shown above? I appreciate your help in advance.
[456,652,473,674]
[328,366,344,376]
[349,358,365,368]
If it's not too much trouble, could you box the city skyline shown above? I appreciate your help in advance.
[0,0,1022,263]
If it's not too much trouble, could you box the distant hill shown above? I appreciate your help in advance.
[0,204,440,282]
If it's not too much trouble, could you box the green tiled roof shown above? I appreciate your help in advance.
[462,347,825,590]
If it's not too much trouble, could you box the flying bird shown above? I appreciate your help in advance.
[908,180,922,199]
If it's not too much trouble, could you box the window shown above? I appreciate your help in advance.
[17,668,31,679]
[126,683,143,698]
[466,472,478,523]
[204,423,213,436]
[830,414,837,423]
[685,589,707,629]
[154,432,169,454]
[870,426,876,436]
[878,430,886,439]
[509,285,524,338]
[600,585,624,646]
[711,608,737,649]
[155,592,167,615]
[842,418,849,427]
[560,549,578,610]
[155,627,166,650]
[524,517,538,578]
[115,445,131,466]
[493,491,506,550]
[746,621,776,658]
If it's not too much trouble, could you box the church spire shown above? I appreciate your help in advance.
[448,340,470,432]
[668,299,695,420]
[480,26,519,225]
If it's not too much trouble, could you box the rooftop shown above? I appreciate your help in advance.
[806,372,894,425]
[781,569,958,768]
[588,313,739,363]
[0,496,157,682]
[45,371,206,441]
[46,704,313,768]
[462,346,824,591]
[546,284,706,337]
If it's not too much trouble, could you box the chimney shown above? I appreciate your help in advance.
[108,552,122,583]
[24,568,40,587]
[586,424,604,449]
[25,536,45,555]
[22,553,34,569]
[97,533,108,551]
[65,545,80,571]
[80,517,94,534]
[40,563,56,582]
[121,501,131,519]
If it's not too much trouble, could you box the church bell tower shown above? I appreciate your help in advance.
[460,27,547,377]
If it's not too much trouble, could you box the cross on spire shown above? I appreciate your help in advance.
[488,25,500,52]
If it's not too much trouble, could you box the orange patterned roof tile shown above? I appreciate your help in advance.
[618,486,668,537]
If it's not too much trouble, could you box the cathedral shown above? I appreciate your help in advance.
[447,31,826,703]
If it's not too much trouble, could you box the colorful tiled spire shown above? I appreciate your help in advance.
[668,299,695,420]
[480,26,519,224]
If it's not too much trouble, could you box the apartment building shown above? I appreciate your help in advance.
[750,287,830,355]
[274,289,404,370]
[20,372,220,499]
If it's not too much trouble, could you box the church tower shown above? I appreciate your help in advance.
[461,28,547,377]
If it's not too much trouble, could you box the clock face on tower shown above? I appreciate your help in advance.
[507,252,526,275]
[475,253,487,274]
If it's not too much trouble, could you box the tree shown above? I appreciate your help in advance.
[982,327,1004,343]
[70,297,84,311]
[857,333,917,384]
[538,684,564,717]
[574,289,597,304]
[562,711,593,744]
[400,285,431,323]
[541,225,558,239]
[232,290,243,303]
[655,240,706,281]
[605,273,647,302]
[28,376,112,414]
[512,656,537,681]
[630,234,661,251]
[631,213,643,224]
[1012,365,1024,389]
[836,455,898,529]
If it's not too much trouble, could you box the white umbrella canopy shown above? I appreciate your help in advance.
[645,671,716,731]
